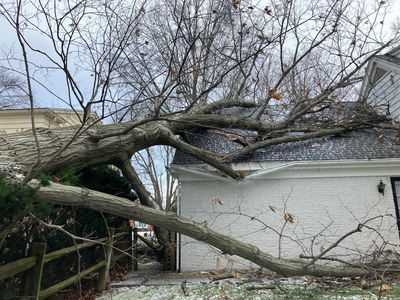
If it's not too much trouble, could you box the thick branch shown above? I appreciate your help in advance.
[164,131,240,179]
[38,182,370,277]
[0,120,169,173]
[199,99,258,114]
[172,114,282,134]
[224,127,347,161]
[117,158,155,208]
[116,158,171,247]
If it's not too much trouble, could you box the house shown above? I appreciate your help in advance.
[359,46,400,120]
[0,107,92,134]
[171,50,400,272]
[129,220,154,237]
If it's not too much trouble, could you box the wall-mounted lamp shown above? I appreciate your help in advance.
[377,180,386,195]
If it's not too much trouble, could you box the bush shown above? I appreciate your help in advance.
[0,165,136,296]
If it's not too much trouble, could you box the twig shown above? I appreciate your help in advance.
[29,213,133,258]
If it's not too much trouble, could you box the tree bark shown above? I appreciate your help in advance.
[0,121,170,174]
[0,113,388,277]
[117,158,171,248]
[38,182,370,277]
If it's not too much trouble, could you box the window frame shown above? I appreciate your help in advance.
[390,177,400,237]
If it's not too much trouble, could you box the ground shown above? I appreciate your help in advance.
[97,281,400,300]
[96,262,400,300]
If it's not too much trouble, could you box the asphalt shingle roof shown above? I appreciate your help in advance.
[173,129,400,164]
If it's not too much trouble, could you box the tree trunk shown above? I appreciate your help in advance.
[0,120,384,277]
[0,121,169,174]
[38,182,370,277]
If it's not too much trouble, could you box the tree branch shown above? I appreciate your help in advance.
[37,182,373,277]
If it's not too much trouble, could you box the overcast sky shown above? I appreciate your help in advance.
[0,0,399,110]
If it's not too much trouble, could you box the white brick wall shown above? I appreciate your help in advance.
[179,175,399,271]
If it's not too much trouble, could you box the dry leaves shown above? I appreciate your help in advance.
[209,130,248,146]
[374,129,385,141]
[379,283,390,294]
[237,171,246,180]
[302,276,313,284]
[284,212,295,223]
[269,88,283,100]
[212,197,224,206]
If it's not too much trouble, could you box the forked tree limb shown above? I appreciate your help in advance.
[37,182,372,277]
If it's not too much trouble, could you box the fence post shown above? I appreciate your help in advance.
[133,227,138,271]
[24,242,47,300]
[128,227,133,271]
[96,227,115,292]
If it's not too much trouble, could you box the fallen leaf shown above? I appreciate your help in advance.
[212,197,224,205]
[284,212,295,223]
[268,205,276,213]
[232,0,240,10]
[379,283,390,293]
[303,276,312,284]
[269,88,283,100]
[209,130,248,146]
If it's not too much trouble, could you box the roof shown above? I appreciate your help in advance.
[173,102,400,165]
[173,129,400,164]
[374,55,400,66]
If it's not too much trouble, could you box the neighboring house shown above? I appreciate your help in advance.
[171,50,400,272]
[129,220,154,237]
[0,107,91,134]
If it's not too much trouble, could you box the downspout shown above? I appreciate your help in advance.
[176,182,181,272]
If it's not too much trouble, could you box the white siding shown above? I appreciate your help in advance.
[368,70,400,120]
[179,176,399,271]
[0,109,87,134]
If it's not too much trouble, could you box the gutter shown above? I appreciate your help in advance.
[170,164,233,182]
[172,158,400,181]
[245,162,299,179]
[246,158,400,179]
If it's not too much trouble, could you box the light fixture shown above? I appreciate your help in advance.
[377,180,386,195]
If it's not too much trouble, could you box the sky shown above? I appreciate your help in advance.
[0,0,399,110]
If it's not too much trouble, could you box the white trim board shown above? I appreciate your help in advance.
[171,159,400,181]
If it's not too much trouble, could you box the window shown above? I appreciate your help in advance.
[372,67,388,84]
[137,222,146,228]
[390,178,400,236]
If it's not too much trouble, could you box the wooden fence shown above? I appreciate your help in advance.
[0,227,136,299]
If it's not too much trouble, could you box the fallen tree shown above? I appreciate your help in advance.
[38,182,371,277]
[1,0,400,279]
[0,114,396,277]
